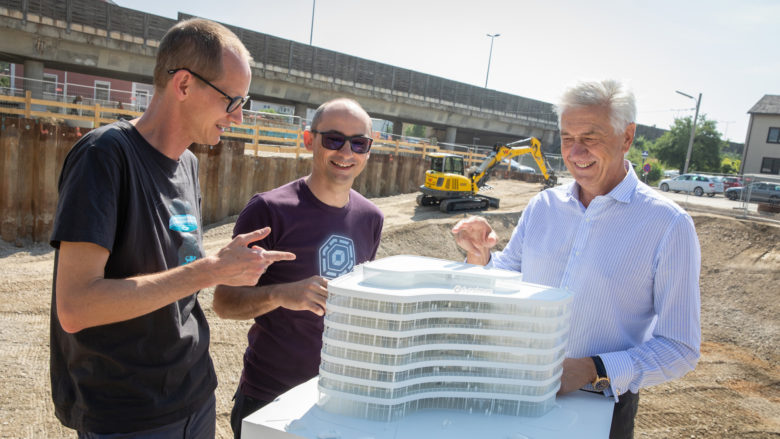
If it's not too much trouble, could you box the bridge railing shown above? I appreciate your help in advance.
[0,92,493,167]
[0,0,558,129]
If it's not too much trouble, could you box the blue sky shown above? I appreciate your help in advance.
[116,0,780,143]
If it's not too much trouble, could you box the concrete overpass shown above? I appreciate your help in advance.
[0,0,560,147]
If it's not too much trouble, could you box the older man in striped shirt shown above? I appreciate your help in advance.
[452,79,701,439]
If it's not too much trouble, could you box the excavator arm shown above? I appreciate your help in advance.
[469,137,555,193]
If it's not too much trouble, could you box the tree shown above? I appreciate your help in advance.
[631,135,652,152]
[626,142,648,167]
[652,115,726,174]
[404,124,426,138]
[721,157,741,174]
[646,161,663,184]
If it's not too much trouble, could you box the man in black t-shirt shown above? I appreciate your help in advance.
[49,19,294,438]
[213,98,384,439]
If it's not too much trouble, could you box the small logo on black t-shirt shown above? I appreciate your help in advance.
[167,199,200,265]
[319,235,355,279]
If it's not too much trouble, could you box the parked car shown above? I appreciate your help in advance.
[720,176,743,190]
[501,158,536,173]
[725,182,780,204]
[658,173,724,197]
[663,169,680,178]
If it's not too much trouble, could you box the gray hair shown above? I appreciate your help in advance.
[555,79,636,134]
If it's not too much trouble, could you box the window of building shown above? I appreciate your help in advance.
[94,80,111,103]
[760,157,780,174]
[134,89,149,111]
[768,127,780,144]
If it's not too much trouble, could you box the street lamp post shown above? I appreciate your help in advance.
[675,90,702,174]
[484,33,500,88]
[309,0,316,45]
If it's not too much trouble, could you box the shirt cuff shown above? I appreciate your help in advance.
[599,351,634,402]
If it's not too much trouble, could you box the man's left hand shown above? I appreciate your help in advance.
[558,357,598,395]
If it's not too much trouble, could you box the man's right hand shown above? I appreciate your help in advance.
[272,275,329,316]
[210,228,296,287]
[451,216,498,266]
[213,274,329,320]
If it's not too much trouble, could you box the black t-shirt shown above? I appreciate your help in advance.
[49,120,216,433]
[233,178,384,402]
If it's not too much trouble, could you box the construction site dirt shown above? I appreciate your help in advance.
[0,179,777,438]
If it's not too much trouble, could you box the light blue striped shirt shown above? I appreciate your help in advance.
[490,162,701,400]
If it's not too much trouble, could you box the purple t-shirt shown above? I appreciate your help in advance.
[233,178,383,402]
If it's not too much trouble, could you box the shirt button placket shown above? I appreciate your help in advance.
[562,213,591,291]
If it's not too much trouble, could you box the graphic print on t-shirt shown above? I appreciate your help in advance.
[319,235,356,279]
[167,198,199,265]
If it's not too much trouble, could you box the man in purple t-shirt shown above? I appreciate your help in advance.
[214,98,384,439]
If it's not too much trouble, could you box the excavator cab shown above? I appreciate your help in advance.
[429,154,465,175]
[418,153,474,207]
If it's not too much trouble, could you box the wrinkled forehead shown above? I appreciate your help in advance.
[559,106,612,135]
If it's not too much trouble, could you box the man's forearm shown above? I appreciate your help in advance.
[57,255,223,333]
[213,284,280,320]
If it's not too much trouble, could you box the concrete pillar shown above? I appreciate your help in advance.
[392,119,403,137]
[23,60,44,99]
[294,103,309,127]
[542,130,556,146]
[445,126,457,145]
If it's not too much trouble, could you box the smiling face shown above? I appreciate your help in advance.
[560,105,635,206]
[183,48,251,146]
[305,100,372,201]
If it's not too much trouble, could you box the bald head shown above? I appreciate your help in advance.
[310,98,371,133]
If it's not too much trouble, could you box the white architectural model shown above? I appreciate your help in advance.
[318,255,571,422]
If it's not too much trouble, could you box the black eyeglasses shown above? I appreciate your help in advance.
[168,68,249,113]
[311,129,373,154]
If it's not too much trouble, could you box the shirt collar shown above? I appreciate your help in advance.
[565,160,639,204]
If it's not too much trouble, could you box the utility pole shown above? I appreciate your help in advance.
[676,90,701,174]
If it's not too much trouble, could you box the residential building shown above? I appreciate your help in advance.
[742,95,780,175]
[1,62,153,111]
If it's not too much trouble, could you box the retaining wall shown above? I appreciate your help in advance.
[1,118,545,244]
[0,118,434,243]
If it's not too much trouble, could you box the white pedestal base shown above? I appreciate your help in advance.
[242,378,614,439]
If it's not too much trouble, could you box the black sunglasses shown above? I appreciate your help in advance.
[168,68,249,113]
[311,129,373,154]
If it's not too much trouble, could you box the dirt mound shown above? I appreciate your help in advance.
[377,212,521,261]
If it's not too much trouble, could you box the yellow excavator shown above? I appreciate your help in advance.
[417,137,557,212]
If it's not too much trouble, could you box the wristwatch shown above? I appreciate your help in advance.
[591,356,610,392]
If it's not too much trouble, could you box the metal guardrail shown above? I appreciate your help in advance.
[0,91,493,166]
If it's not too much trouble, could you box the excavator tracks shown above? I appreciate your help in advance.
[438,196,498,213]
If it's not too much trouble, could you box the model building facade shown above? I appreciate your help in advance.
[317,255,571,421]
